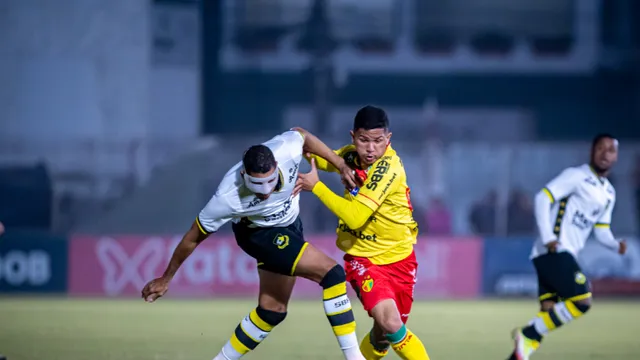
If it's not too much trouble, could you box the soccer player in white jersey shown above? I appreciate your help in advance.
[508,134,627,360]
[141,130,366,360]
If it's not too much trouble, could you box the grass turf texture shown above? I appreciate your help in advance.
[1,298,639,359]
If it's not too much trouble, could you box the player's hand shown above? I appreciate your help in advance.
[546,240,559,253]
[338,162,362,190]
[618,240,627,255]
[141,276,170,303]
[296,157,320,192]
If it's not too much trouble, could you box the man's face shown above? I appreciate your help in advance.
[591,137,618,173]
[242,165,278,200]
[350,128,392,167]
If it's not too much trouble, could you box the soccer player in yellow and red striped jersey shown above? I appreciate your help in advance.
[295,105,431,360]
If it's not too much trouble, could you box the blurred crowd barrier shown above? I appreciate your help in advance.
[2,232,639,299]
[54,136,639,236]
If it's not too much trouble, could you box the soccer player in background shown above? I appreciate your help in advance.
[508,134,627,360]
[295,105,431,360]
[141,130,366,360]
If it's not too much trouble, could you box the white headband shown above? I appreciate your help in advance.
[243,169,279,194]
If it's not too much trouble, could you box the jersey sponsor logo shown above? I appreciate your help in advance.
[365,158,391,191]
[584,177,598,186]
[378,172,397,201]
[273,234,290,249]
[574,271,587,285]
[338,223,378,242]
[248,197,262,208]
[571,211,594,230]
[288,163,299,183]
[361,275,374,292]
[263,198,293,222]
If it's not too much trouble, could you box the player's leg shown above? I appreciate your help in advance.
[370,255,429,360]
[350,253,429,360]
[293,243,364,360]
[360,321,390,360]
[509,256,554,360]
[213,269,295,360]
[520,253,592,341]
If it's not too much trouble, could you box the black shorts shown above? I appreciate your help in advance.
[232,217,308,276]
[533,251,591,302]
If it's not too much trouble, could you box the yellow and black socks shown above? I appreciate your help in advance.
[320,264,363,359]
[215,307,286,360]
[386,324,430,360]
[522,299,591,342]
[360,330,389,360]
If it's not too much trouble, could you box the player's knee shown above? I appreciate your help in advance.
[572,299,591,314]
[540,300,556,312]
[371,301,404,334]
[377,316,404,335]
[256,306,287,327]
[319,264,346,289]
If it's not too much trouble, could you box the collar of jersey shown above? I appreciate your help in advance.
[588,164,606,185]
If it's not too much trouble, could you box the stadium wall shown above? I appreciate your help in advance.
[2,234,640,298]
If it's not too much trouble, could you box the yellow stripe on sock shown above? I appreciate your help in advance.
[323,282,347,300]
[248,309,275,332]
[564,300,585,318]
[567,292,592,302]
[326,306,352,317]
[541,313,557,330]
[332,321,357,336]
[230,333,251,355]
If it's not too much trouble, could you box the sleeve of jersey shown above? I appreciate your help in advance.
[354,157,401,211]
[534,190,556,244]
[312,182,374,229]
[195,194,233,235]
[280,130,305,158]
[305,145,350,173]
[541,168,580,203]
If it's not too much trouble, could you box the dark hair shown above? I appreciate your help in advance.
[591,133,615,150]
[242,145,276,174]
[353,105,389,131]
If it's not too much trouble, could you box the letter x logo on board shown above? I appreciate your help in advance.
[96,238,165,296]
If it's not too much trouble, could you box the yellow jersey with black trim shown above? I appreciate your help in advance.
[333,144,418,265]
[196,130,304,234]
[531,163,616,259]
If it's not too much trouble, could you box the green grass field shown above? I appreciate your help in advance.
[1,298,639,359]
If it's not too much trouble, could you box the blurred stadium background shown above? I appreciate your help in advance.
[1,0,640,359]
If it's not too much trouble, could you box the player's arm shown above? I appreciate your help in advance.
[312,182,375,229]
[312,157,402,229]
[162,194,232,279]
[593,196,621,251]
[534,167,581,244]
[292,127,345,173]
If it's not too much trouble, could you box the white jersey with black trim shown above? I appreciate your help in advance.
[195,130,304,233]
[531,163,616,259]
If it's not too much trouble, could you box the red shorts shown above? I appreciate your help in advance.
[344,251,418,323]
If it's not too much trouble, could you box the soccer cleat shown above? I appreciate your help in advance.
[511,328,540,360]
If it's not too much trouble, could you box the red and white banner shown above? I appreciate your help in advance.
[69,235,482,299]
